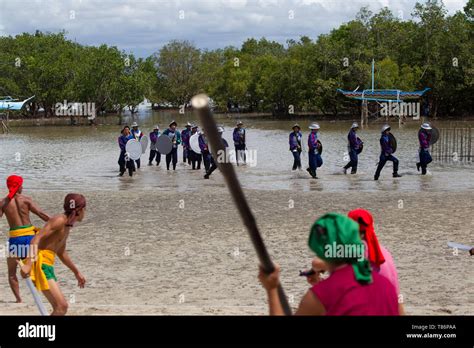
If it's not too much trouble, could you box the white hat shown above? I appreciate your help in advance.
[153,125,159,130]
[421,123,432,130]
[236,120,243,126]
[381,124,391,132]
[217,126,225,133]
[191,124,198,129]
[131,122,138,127]
[351,122,359,129]
[292,123,301,130]
[186,122,192,127]
[309,123,320,130]
[169,120,177,127]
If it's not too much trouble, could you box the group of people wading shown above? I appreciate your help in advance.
[289,122,434,180]
[118,120,247,179]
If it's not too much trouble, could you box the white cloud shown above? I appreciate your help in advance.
[0,0,467,56]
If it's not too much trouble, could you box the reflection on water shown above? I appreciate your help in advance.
[1,110,473,193]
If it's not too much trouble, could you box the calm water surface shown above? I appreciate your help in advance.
[1,111,473,193]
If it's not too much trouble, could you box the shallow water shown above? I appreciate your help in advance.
[1,111,473,193]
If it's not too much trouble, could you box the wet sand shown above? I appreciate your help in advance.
[1,186,472,315]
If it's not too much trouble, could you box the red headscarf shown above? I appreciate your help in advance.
[64,193,86,227]
[6,175,23,199]
[348,208,385,266]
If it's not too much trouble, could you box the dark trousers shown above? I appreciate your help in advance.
[235,144,246,165]
[149,149,161,165]
[202,151,212,172]
[291,151,302,170]
[183,147,191,164]
[206,156,218,177]
[135,158,141,169]
[375,153,399,177]
[417,149,432,174]
[308,151,323,173]
[166,147,178,170]
[344,148,358,173]
[190,150,202,170]
[118,151,135,176]
[206,157,217,176]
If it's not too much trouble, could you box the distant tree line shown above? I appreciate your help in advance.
[0,0,472,118]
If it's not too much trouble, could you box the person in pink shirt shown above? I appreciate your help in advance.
[258,213,399,315]
[347,208,404,314]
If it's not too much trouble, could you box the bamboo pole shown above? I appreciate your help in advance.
[18,260,49,315]
[191,94,293,315]
[468,127,472,162]
[453,126,457,162]
[447,126,451,162]
[439,128,442,161]
[444,127,447,161]
[442,128,445,161]
[437,128,440,161]
[457,127,460,161]
[431,131,436,160]
[444,128,447,161]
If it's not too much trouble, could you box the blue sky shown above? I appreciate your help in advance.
[0,0,467,57]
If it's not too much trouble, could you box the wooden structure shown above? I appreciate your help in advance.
[337,60,430,128]
[0,112,10,134]
[431,126,472,163]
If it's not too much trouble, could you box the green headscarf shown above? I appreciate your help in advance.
[308,212,372,284]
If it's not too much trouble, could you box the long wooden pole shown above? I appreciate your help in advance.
[191,94,293,315]
[18,260,48,315]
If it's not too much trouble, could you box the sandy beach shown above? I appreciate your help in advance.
[1,186,472,315]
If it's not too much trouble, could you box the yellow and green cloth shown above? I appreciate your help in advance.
[30,249,57,291]
[8,224,40,238]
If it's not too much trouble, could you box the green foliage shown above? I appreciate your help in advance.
[0,0,472,117]
[0,31,157,116]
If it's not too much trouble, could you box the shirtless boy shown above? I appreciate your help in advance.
[0,175,50,303]
[19,193,87,315]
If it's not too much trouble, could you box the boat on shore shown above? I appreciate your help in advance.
[0,96,35,111]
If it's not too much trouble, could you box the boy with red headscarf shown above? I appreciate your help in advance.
[0,175,50,303]
[19,193,87,315]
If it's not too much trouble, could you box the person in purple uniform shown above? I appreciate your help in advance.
[343,122,363,175]
[198,130,212,174]
[374,125,402,180]
[189,125,202,170]
[416,123,433,175]
[162,121,181,171]
[306,123,323,179]
[289,124,302,170]
[148,125,161,166]
[118,126,135,177]
[233,121,246,165]
[181,122,192,164]
[130,122,143,169]
[198,127,229,179]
